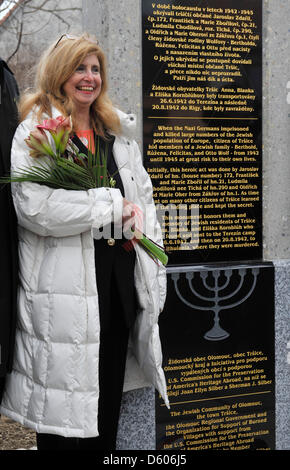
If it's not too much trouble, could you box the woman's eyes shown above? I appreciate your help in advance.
[76,65,100,73]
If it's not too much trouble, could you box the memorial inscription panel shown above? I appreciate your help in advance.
[142,0,262,264]
[156,263,275,450]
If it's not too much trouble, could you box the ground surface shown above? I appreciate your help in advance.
[0,415,36,450]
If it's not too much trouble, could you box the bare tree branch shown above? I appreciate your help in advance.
[24,6,82,14]
[22,0,54,14]
[2,0,82,64]
[21,14,51,35]
[21,0,81,15]
[48,10,70,28]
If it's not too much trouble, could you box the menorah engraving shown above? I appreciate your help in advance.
[171,268,260,341]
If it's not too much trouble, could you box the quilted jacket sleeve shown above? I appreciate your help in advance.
[132,140,167,312]
[10,119,124,238]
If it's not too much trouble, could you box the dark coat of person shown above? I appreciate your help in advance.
[0,58,19,401]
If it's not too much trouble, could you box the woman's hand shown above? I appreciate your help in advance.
[122,198,136,231]
[122,198,144,237]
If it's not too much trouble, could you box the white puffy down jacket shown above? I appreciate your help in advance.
[0,107,169,438]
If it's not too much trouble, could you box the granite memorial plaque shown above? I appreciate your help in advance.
[142,0,262,265]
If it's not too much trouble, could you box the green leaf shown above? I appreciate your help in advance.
[132,229,168,266]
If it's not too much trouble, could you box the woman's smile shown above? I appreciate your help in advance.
[77,85,95,92]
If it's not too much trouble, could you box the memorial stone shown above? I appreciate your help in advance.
[142,0,275,451]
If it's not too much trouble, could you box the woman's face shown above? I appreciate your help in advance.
[63,54,102,111]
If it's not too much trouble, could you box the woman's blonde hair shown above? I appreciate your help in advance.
[19,33,121,137]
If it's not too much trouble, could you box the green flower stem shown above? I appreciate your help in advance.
[132,228,168,266]
[0,130,168,265]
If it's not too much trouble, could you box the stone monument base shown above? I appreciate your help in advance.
[116,260,290,451]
